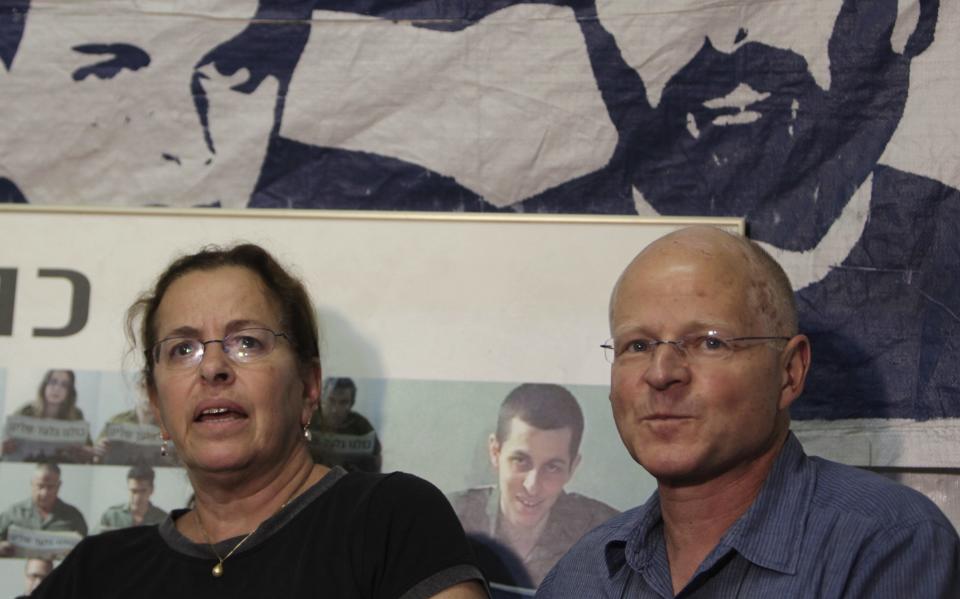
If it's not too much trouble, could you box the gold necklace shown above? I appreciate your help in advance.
[194,513,256,577]
[193,471,313,578]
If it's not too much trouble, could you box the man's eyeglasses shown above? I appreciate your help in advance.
[150,328,290,369]
[601,332,790,364]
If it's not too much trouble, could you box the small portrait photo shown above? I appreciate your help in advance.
[2,369,98,464]
[372,378,652,591]
[0,462,90,560]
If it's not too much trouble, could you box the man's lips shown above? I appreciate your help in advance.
[515,495,544,510]
[642,413,694,421]
[700,82,773,126]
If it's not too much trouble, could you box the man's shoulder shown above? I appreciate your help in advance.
[553,492,621,526]
[105,410,138,424]
[808,457,954,532]
[448,486,492,500]
[446,486,493,518]
[100,504,129,517]
[53,498,86,519]
[343,411,375,433]
[1,497,34,516]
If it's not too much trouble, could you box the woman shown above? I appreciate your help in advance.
[4,370,94,462]
[32,244,487,598]
[19,370,85,420]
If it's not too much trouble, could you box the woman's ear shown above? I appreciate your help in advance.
[300,360,322,426]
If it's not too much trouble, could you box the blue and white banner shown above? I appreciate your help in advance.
[1,3,957,451]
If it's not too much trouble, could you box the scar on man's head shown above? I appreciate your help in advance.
[611,227,797,337]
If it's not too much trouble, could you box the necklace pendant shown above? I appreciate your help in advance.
[212,562,224,577]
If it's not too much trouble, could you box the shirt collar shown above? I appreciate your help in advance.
[605,432,814,578]
[717,432,813,574]
[606,493,662,578]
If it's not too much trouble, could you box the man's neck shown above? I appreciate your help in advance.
[130,502,149,522]
[497,513,549,561]
[657,433,789,595]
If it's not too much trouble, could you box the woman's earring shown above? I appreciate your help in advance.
[303,425,313,442]
[160,438,169,457]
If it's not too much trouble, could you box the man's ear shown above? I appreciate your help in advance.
[778,334,811,411]
[488,434,501,469]
[569,453,582,478]
[300,360,322,427]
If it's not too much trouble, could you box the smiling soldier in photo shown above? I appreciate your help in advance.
[449,383,618,588]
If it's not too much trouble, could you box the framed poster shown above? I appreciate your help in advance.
[0,206,741,593]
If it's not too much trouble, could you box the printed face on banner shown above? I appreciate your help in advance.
[148,266,313,474]
[608,247,788,485]
[596,0,925,246]
[322,388,354,429]
[30,469,61,512]
[0,0,271,208]
[489,418,580,530]
[599,0,847,109]
[127,478,154,512]
[43,370,72,410]
[24,558,54,594]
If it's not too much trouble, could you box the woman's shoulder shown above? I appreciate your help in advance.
[336,470,443,503]
[301,470,452,527]
[58,526,161,570]
[30,527,163,598]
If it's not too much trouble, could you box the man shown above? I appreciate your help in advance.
[576,0,958,419]
[307,377,382,473]
[94,396,178,465]
[23,558,54,596]
[0,463,88,557]
[450,383,618,588]
[96,465,168,533]
[537,226,959,597]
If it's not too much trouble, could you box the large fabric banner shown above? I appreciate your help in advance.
[1,0,958,591]
[2,1,957,435]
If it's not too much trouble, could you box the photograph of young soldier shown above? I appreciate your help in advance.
[0,463,87,558]
[95,465,168,534]
[306,377,382,473]
[449,383,618,589]
[94,396,179,466]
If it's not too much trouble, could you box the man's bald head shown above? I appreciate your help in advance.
[610,226,797,337]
